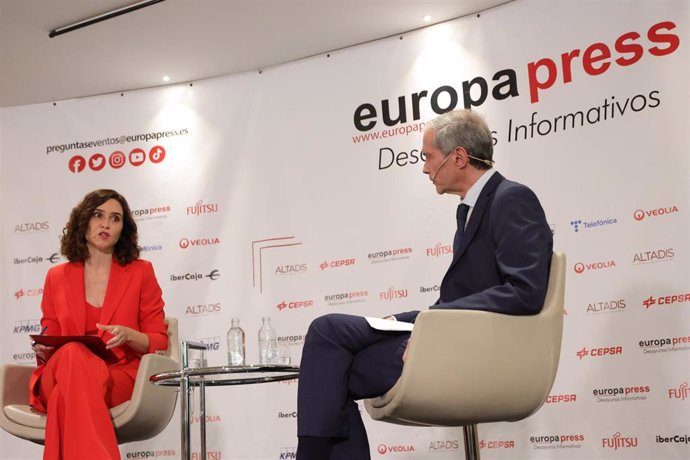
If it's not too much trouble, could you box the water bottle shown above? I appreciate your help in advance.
[226,317,245,365]
[258,316,278,365]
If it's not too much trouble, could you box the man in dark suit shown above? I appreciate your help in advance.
[296,109,553,459]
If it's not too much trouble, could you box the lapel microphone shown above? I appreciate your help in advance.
[430,153,454,181]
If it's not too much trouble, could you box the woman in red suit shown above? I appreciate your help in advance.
[29,189,168,460]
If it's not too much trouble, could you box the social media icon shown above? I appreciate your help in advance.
[109,151,126,169]
[68,155,86,173]
[149,145,166,163]
[129,148,146,166]
[89,153,106,171]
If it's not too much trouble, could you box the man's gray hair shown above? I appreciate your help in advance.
[426,110,494,170]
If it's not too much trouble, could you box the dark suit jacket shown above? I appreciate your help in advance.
[29,258,167,409]
[397,172,553,323]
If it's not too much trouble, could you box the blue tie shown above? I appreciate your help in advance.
[453,203,470,256]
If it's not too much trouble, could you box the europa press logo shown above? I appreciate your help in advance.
[68,146,166,173]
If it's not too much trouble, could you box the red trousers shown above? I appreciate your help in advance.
[36,342,135,460]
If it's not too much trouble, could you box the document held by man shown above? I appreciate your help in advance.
[365,316,414,332]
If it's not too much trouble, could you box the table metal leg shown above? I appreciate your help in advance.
[200,380,207,460]
[181,374,191,460]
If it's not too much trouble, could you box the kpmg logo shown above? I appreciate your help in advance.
[179,237,221,249]
[14,221,50,234]
[379,287,408,301]
[602,432,638,450]
[186,200,219,216]
[14,288,44,300]
[638,335,690,354]
[643,292,690,309]
[185,303,221,316]
[376,444,415,455]
[279,447,297,459]
[592,385,650,402]
[569,217,617,232]
[198,336,221,352]
[320,258,356,271]
[426,242,453,257]
[13,320,41,334]
[170,269,220,282]
[576,346,623,360]
[667,381,689,400]
[13,253,61,265]
[632,248,675,264]
[573,259,616,273]
[529,434,584,450]
[586,299,626,314]
[367,247,412,263]
[276,300,314,312]
[633,205,679,221]
[324,290,368,306]
[132,205,171,221]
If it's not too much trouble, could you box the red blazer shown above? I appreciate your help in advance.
[29,258,168,410]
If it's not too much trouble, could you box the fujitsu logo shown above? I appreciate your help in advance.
[667,382,689,400]
[179,237,220,249]
[573,260,616,273]
[643,293,689,308]
[602,432,638,449]
[633,248,674,264]
[426,242,453,257]
[577,346,622,359]
[379,287,408,301]
[186,200,219,216]
[376,444,415,454]
[633,205,679,221]
[276,300,314,312]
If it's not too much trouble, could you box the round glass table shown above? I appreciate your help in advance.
[150,347,299,460]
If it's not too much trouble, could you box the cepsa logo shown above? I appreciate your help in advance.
[377,444,415,455]
[179,237,221,249]
[170,269,220,282]
[186,200,219,216]
[277,300,314,312]
[529,434,584,450]
[643,292,690,309]
[633,248,675,264]
[13,319,41,334]
[14,288,44,300]
[639,335,690,354]
[573,260,616,273]
[13,253,61,265]
[667,381,689,400]
[602,432,638,450]
[426,242,453,258]
[368,247,413,264]
[428,440,460,452]
[185,303,221,316]
[633,205,679,221]
[132,205,171,221]
[14,221,49,234]
[576,346,623,359]
[324,290,368,306]
[545,393,577,404]
[478,439,515,449]
[320,258,356,271]
[124,448,177,458]
[68,146,166,174]
[379,287,408,302]
[586,299,626,314]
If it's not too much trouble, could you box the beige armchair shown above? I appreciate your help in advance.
[365,253,566,460]
[0,317,180,445]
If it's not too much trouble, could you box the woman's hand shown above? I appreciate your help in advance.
[31,343,55,363]
[96,323,149,353]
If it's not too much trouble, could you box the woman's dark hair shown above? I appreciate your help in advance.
[60,189,140,265]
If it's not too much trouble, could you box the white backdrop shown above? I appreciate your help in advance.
[1,0,689,459]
